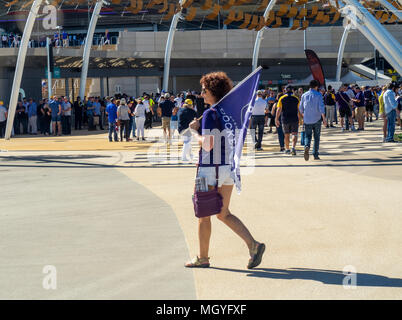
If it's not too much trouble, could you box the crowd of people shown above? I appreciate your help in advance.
[1,31,114,49]
[1,82,401,160]
[250,81,401,160]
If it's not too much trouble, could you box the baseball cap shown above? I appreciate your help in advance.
[184,98,193,105]
[164,93,170,99]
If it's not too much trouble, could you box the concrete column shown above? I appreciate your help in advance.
[336,24,351,82]
[65,77,70,99]
[252,0,278,71]
[5,0,43,140]
[100,77,105,98]
[79,0,104,99]
[162,1,184,92]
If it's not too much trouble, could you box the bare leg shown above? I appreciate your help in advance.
[284,133,290,150]
[216,184,257,253]
[198,216,211,259]
[292,133,298,149]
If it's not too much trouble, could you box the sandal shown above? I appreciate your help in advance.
[247,242,266,269]
[185,256,210,268]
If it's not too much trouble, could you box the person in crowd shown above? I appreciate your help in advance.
[106,97,118,142]
[49,95,62,136]
[185,71,265,269]
[354,86,366,131]
[158,92,175,144]
[15,101,28,134]
[186,90,196,105]
[271,93,285,151]
[27,98,38,135]
[378,86,388,142]
[178,99,197,162]
[74,96,83,130]
[251,90,268,151]
[100,96,106,130]
[170,95,179,139]
[265,91,276,132]
[383,83,399,143]
[296,87,304,100]
[363,86,374,122]
[117,98,130,142]
[86,97,95,130]
[174,93,184,108]
[336,84,354,132]
[397,85,402,131]
[41,101,51,135]
[62,30,68,47]
[128,99,137,139]
[299,80,327,161]
[0,101,7,138]
[93,97,102,130]
[62,96,72,135]
[37,99,44,134]
[195,92,207,118]
[324,85,336,128]
[372,86,380,120]
[275,85,300,156]
[1,34,7,48]
[134,99,152,141]
[143,95,153,129]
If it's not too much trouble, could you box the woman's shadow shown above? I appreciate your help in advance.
[210,267,402,288]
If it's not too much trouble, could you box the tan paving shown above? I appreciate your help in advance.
[1,121,402,299]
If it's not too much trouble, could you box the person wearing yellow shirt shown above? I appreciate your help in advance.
[378,86,387,142]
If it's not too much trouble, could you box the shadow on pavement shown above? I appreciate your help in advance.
[210,267,402,288]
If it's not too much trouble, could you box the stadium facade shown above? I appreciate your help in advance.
[0,0,401,104]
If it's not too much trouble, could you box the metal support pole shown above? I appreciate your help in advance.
[252,0,278,71]
[5,0,43,140]
[303,4,307,50]
[376,0,402,21]
[336,23,351,81]
[162,4,183,92]
[79,0,103,100]
[46,37,53,101]
[342,0,402,64]
[354,22,402,76]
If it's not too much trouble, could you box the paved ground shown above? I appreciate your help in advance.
[0,120,401,299]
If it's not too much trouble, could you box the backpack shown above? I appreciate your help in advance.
[324,92,335,105]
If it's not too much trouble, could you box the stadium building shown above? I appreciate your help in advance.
[0,0,400,103]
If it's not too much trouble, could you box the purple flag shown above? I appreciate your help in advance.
[214,67,262,193]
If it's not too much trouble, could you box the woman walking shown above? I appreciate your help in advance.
[117,98,130,142]
[185,71,265,269]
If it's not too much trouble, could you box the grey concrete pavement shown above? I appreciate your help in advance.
[0,119,401,299]
[0,157,195,299]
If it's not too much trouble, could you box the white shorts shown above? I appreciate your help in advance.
[197,165,235,187]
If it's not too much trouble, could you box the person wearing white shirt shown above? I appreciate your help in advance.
[134,100,150,140]
[174,94,183,108]
[251,90,268,151]
[383,83,399,142]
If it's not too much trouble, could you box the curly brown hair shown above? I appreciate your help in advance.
[200,71,233,102]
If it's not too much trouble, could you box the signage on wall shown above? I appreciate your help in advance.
[45,67,61,79]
